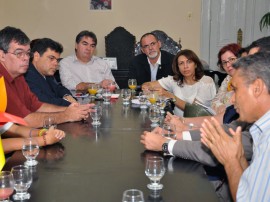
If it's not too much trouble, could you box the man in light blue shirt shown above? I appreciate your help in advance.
[201,52,270,201]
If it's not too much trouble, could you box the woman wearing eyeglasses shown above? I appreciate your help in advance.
[211,43,242,114]
[142,49,216,117]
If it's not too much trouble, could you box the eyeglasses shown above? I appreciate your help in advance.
[47,55,61,63]
[6,50,32,59]
[141,41,157,49]
[221,57,237,67]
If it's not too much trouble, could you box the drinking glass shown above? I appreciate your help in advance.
[90,105,102,126]
[138,92,148,109]
[157,96,166,114]
[147,92,158,105]
[11,165,32,200]
[88,83,99,98]
[22,138,40,167]
[102,89,112,104]
[128,79,137,93]
[0,171,14,202]
[145,157,165,190]
[121,89,131,105]
[148,105,161,127]
[107,81,116,92]
[43,116,57,129]
[161,123,176,139]
[95,84,103,99]
[122,189,145,202]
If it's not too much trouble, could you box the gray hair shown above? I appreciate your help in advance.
[233,51,270,93]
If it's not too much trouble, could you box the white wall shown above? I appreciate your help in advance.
[0,0,201,57]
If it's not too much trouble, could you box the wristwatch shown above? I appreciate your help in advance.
[162,139,171,155]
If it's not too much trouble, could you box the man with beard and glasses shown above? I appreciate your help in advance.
[128,32,174,86]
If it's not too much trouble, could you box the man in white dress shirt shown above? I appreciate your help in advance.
[59,30,117,91]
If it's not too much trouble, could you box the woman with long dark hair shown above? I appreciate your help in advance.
[142,49,216,116]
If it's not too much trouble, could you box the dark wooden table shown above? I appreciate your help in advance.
[4,98,219,202]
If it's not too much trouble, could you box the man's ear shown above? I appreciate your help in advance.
[141,47,145,54]
[0,50,5,62]
[253,78,264,97]
[32,52,40,62]
[157,40,162,49]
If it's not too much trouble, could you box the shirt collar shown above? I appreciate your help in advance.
[0,62,15,83]
[72,54,97,65]
[250,110,270,145]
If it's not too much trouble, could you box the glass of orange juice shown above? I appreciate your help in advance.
[147,91,159,105]
[128,79,137,93]
[88,83,98,98]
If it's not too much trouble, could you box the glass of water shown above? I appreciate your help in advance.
[138,92,148,109]
[122,189,145,202]
[22,138,39,167]
[145,157,165,190]
[90,105,102,126]
[11,165,32,200]
[43,116,57,129]
[161,123,176,139]
[121,89,131,105]
[148,105,161,127]
[102,89,112,105]
[157,95,166,114]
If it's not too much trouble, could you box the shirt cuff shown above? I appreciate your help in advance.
[168,139,177,155]
[182,131,192,141]
[0,122,14,134]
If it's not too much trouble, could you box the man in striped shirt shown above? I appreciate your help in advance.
[201,52,270,201]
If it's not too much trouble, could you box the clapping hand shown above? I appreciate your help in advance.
[200,117,243,166]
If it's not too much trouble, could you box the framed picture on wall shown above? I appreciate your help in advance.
[90,0,112,10]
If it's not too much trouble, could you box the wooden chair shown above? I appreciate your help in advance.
[105,27,136,89]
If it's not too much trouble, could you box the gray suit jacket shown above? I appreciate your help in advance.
[172,121,253,166]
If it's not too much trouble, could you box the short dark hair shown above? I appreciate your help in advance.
[172,49,204,87]
[31,38,63,56]
[245,36,270,53]
[75,30,97,45]
[139,32,159,46]
[217,43,242,71]
[0,26,30,53]
[233,51,270,93]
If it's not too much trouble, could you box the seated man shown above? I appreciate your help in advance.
[201,52,270,201]
[25,38,76,106]
[0,26,93,128]
[59,30,117,91]
[128,32,175,86]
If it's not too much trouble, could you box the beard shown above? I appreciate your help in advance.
[147,51,158,59]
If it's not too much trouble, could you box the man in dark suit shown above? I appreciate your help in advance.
[128,33,174,86]
[25,38,76,106]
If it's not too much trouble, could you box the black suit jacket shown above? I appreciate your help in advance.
[24,63,72,106]
[128,50,175,86]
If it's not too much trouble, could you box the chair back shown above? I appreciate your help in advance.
[135,30,181,56]
[105,27,136,89]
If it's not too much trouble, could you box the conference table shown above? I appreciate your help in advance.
[4,96,221,202]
